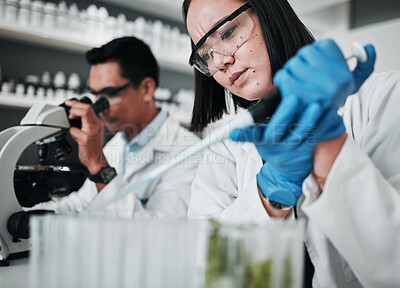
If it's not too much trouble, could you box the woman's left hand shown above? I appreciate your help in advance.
[271,39,375,143]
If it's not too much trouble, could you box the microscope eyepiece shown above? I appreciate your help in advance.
[60,96,110,128]
[92,97,110,116]
[36,97,110,163]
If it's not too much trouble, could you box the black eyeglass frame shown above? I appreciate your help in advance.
[89,81,133,98]
[188,2,252,67]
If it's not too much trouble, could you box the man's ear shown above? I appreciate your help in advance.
[139,77,156,102]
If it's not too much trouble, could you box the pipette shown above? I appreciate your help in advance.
[102,42,369,207]
[100,88,281,207]
[347,42,368,63]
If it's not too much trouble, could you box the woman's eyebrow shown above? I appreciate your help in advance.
[211,14,230,30]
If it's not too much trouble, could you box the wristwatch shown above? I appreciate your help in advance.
[88,165,117,184]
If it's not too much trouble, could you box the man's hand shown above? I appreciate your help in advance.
[66,100,108,175]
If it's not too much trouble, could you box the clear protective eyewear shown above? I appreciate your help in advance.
[189,3,253,77]
[88,81,133,106]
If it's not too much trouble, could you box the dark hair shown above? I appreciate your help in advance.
[182,0,315,131]
[86,36,159,87]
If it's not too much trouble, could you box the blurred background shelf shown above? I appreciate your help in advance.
[0,20,193,74]
[0,92,61,109]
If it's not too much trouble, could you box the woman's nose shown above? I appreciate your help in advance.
[212,51,235,70]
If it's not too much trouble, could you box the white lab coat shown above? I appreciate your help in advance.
[188,71,400,287]
[34,114,200,219]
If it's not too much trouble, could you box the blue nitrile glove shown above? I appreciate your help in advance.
[352,44,376,94]
[230,107,345,206]
[271,39,375,141]
[230,39,374,205]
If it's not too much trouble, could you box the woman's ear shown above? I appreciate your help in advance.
[139,77,157,102]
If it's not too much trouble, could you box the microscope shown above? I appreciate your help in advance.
[0,96,109,266]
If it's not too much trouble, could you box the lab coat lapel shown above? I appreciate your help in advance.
[123,143,155,179]
[103,133,125,175]
[242,142,262,163]
[123,115,179,180]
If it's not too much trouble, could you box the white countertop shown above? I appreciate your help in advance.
[0,257,30,288]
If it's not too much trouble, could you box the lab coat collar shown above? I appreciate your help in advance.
[119,115,181,177]
[241,142,262,163]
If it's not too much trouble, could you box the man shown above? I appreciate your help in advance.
[35,37,199,218]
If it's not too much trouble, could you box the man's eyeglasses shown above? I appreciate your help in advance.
[189,3,253,77]
[89,81,133,99]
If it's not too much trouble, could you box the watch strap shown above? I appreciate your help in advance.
[88,165,117,184]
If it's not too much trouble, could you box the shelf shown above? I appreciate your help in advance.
[0,20,193,75]
[0,93,62,109]
[0,92,192,127]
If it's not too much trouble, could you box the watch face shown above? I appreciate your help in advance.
[100,167,117,184]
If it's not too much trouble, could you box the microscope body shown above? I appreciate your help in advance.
[0,103,70,262]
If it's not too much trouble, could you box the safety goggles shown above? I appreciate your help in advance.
[189,3,253,77]
[89,81,133,105]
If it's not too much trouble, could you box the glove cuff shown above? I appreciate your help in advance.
[257,168,303,207]
[318,112,346,142]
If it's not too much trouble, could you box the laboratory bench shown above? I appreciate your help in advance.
[0,256,29,288]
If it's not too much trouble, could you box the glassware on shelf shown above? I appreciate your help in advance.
[169,27,181,60]
[4,0,17,22]
[41,71,53,100]
[0,0,5,20]
[67,3,79,31]
[96,6,108,40]
[36,86,45,100]
[133,16,146,42]
[53,71,66,101]
[180,34,192,63]
[30,0,43,27]
[25,74,39,98]
[66,72,81,99]
[125,20,136,37]
[15,82,25,97]
[18,0,31,26]
[56,1,68,30]
[103,15,115,41]
[85,4,97,36]
[115,13,126,38]
[0,0,193,74]
[150,20,163,56]
[41,71,51,87]
[1,81,12,93]
[43,2,56,30]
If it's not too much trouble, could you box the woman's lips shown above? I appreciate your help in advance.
[230,69,249,87]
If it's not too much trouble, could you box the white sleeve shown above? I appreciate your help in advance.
[142,160,198,218]
[302,71,400,288]
[30,178,97,214]
[87,158,199,219]
[188,142,270,223]
[33,174,149,219]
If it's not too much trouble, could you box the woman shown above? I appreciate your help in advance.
[182,0,400,287]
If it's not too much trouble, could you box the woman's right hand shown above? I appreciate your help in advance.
[231,108,345,206]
